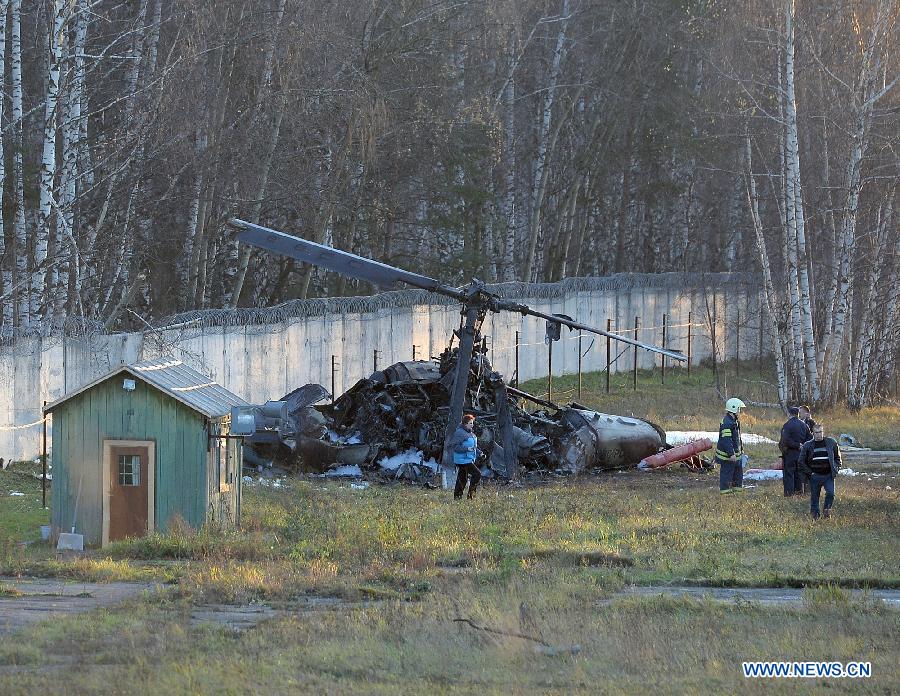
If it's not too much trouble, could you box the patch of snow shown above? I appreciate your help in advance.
[743,469,782,481]
[350,482,370,490]
[378,447,437,472]
[666,430,776,446]
[9,490,25,496]
[325,465,363,478]
[839,468,860,477]
[326,429,364,445]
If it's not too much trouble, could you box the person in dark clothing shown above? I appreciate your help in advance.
[449,414,481,500]
[799,405,817,433]
[780,407,811,497]
[715,398,746,493]
[799,424,842,520]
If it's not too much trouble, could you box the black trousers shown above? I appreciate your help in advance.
[782,450,806,496]
[454,463,481,499]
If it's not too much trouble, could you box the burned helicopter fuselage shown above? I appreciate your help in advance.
[303,342,665,476]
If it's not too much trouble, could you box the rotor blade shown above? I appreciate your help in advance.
[229,219,466,300]
[499,300,687,362]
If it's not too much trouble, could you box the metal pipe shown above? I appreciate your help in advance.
[507,386,560,410]
[443,304,479,467]
[373,349,378,372]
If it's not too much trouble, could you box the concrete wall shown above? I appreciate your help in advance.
[1,273,763,460]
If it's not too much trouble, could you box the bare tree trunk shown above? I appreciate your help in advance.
[522,0,568,281]
[818,0,890,402]
[852,190,894,408]
[501,34,518,282]
[228,103,284,307]
[57,0,88,317]
[227,0,288,306]
[783,0,819,401]
[0,0,8,325]
[10,0,27,325]
[34,0,66,322]
[746,135,788,406]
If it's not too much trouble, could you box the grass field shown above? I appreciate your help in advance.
[0,363,897,693]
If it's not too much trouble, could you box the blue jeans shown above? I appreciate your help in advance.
[719,459,743,490]
[809,473,835,518]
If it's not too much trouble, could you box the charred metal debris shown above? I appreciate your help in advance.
[243,340,688,483]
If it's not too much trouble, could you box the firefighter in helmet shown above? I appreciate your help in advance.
[716,398,746,493]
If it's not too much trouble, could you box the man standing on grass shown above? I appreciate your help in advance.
[715,398,746,493]
[450,414,481,500]
[780,406,812,497]
[799,424,842,520]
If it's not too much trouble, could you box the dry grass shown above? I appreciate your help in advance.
[0,570,896,694]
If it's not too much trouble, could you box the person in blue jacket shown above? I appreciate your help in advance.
[715,398,746,493]
[450,414,481,500]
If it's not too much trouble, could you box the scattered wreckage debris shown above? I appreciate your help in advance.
[243,340,708,484]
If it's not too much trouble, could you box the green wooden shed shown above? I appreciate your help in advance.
[44,357,248,547]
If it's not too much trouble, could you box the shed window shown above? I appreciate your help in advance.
[118,455,141,486]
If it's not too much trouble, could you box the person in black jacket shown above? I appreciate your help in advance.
[780,407,811,497]
[799,424,842,520]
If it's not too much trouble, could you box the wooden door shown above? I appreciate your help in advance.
[108,446,149,541]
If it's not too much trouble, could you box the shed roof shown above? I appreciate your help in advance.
[44,357,248,418]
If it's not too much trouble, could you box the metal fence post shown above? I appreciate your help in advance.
[514,330,520,388]
[331,355,339,404]
[687,311,693,375]
[577,333,583,399]
[606,319,612,394]
[661,313,667,384]
[736,309,741,378]
[633,316,640,391]
[373,349,378,372]
[412,344,417,361]
[42,402,47,509]
[547,339,553,402]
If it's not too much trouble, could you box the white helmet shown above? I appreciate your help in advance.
[726,398,746,414]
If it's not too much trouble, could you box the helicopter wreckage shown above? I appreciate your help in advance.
[229,218,710,483]
[242,339,710,483]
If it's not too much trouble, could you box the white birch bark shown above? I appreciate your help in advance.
[778,26,807,399]
[34,0,66,321]
[56,0,88,317]
[11,0,26,325]
[0,0,8,325]
[783,0,819,401]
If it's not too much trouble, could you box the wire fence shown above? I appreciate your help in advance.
[0,273,764,457]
